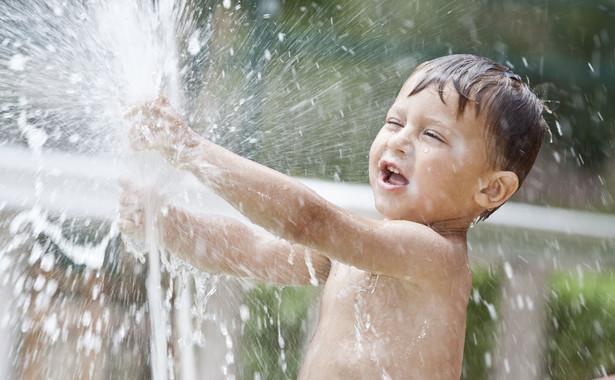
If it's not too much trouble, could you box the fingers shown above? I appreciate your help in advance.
[117,178,172,247]
[124,110,159,152]
[123,101,150,120]
[117,177,169,221]
[118,210,143,228]
[117,218,144,240]
[118,195,143,221]
[157,92,169,105]
[118,193,142,210]
[118,176,139,191]
[124,98,183,153]
[118,177,143,203]
[123,94,170,119]
[132,122,157,151]
[118,177,143,219]
[117,185,145,239]
[117,201,144,235]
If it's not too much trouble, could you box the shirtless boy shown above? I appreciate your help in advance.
[118,54,547,379]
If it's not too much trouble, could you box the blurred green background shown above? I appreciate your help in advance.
[192,0,614,213]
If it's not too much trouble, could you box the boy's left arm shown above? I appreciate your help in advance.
[127,98,464,282]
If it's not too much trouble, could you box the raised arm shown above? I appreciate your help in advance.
[126,97,464,281]
[118,179,331,286]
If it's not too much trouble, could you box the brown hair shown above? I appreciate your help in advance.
[408,54,548,221]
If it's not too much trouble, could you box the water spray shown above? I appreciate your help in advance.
[1,0,208,378]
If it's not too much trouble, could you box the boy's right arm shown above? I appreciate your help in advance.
[118,179,331,286]
[161,205,331,286]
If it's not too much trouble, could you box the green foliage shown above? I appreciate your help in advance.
[462,267,503,380]
[239,285,319,380]
[545,272,615,379]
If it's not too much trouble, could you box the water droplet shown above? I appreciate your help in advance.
[187,36,200,55]
[239,304,250,321]
[504,261,513,279]
[33,274,46,292]
[8,54,27,71]
[40,253,55,272]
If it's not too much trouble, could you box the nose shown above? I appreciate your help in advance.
[387,129,413,156]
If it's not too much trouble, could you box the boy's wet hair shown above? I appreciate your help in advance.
[408,54,548,221]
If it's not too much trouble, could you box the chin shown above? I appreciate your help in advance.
[375,202,407,221]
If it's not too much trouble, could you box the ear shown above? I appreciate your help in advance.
[474,171,519,211]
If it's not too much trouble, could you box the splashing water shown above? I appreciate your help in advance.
[0,0,213,378]
[1,2,389,376]
[0,0,207,151]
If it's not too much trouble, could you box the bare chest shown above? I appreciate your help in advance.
[298,263,467,379]
[319,263,429,344]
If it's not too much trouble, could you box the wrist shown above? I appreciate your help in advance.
[158,204,184,251]
[166,128,203,168]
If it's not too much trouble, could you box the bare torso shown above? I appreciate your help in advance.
[298,260,471,380]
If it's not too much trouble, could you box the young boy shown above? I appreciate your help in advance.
[118,54,547,379]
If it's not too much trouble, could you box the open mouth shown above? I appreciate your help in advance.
[381,165,409,186]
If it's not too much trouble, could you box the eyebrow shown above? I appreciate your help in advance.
[423,116,447,127]
[386,105,406,118]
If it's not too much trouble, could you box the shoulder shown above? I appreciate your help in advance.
[389,222,470,289]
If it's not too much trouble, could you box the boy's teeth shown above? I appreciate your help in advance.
[387,165,400,174]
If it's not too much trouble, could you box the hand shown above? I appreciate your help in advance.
[124,94,200,164]
[117,177,168,242]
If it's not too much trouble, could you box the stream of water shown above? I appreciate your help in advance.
[1,0,213,378]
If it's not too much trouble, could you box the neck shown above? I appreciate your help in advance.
[427,215,474,237]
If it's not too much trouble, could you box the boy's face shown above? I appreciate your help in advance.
[369,75,493,224]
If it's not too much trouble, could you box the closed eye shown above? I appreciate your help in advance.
[424,130,445,143]
[386,118,404,127]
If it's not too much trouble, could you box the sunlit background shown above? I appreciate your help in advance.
[0,0,614,379]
